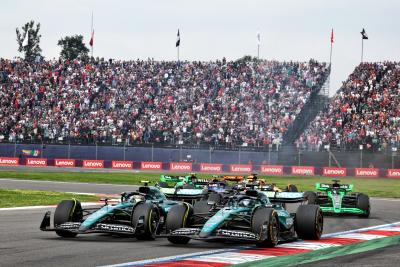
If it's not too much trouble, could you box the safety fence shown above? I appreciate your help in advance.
[1,157,400,178]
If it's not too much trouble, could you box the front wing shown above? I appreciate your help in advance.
[166,227,259,242]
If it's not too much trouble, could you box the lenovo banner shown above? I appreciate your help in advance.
[82,160,104,168]
[0,157,19,166]
[354,168,379,177]
[26,158,47,167]
[54,159,75,167]
[111,161,133,169]
[170,162,193,172]
[291,166,315,176]
[260,165,283,175]
[230,164,252,173]
[140,161,162,171]
[199,163,223,173]
[322,167,347,177]
[387,169,400,178]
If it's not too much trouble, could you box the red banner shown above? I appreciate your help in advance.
[82,160,104,168]
[230,164,252,173]
[199,163,223,173]
[387,169,400,178]
[170,162,193,172]
[111,161,133,169]
[260,165,283,175]
[54,159,75,167]
[291,166,315,176]
[140,161,162,171]
[26,158,47,166]
[322,167,347,177]
[354,168,379,177]
[0,157,19,166]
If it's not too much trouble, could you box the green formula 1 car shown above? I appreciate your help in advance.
[306,180,370,217]
[164,190,323,247]
[40,182,185,239]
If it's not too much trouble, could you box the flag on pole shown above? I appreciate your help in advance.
[176,29,180,47]
[330,29,334,43]
[361,28,368,39]
[89,30,94,47]
[22,31,29,47]
[257,32,261,45]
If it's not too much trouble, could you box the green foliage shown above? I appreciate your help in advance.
[16,20,42,61]
[57,35,89,60]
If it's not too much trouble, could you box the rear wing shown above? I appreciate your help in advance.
[159,188,207,199]
[218,176,244,182]
[316,183,353,192]
[160,175,186,183]
[262,191,306,203]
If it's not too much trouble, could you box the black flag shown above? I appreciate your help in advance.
[176,30,180,47]
[361,28,368,40]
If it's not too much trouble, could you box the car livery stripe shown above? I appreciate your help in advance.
[101,222,400,267]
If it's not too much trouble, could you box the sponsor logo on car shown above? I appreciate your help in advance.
[354,168,378,177]
[170,162,192,171]
[230,164,252,173]
[54,159,75,167]
[140,161,162,170]
[111,161,133,169]
[200,163,222,172]
[217,229,257,239]
[260,165,283,175]
[82,160,104,168]
[323,167,347,176]
[0,157,19,166]
[26,158,47,166]
[291,166,315,175]
[95,223,135,233]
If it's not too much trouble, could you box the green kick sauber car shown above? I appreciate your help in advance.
[305,179,370,217]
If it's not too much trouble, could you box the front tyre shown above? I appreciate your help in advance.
[54,199,83,238]
[166,203,193,244]
[356,193,370,218]
[252,207,279,247]
[295,204,323,240]
[132,203,160,240]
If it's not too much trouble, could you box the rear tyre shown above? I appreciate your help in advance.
[356,193,370,218]
[166,203,193,244]
[303,191,317,204]
[54,199,83,238]
[295,204,323,240]
[132,203,160,240]
[252,207,279,247]
[286,184,298,192]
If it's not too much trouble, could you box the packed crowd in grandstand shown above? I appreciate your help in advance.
[297,62,400,151]
[0,58,328,146]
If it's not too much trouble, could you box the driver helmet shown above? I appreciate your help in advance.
[129,194,145,203]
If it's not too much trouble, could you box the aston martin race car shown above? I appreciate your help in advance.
[305,179,370,217]
[40,182,185,239]
[164,190,323,247]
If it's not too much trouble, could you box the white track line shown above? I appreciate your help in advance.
[0,178,138,187]
[0,202,102,211]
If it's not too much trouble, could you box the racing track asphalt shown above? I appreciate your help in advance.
[1,179,400,266]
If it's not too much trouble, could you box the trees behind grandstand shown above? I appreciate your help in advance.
[16,21,42,62]
[58,35,89,60]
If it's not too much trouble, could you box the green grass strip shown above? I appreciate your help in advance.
[1,170,400,197]
[0,188,100,208]
[235,235,400,267]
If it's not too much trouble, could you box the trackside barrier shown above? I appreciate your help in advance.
[0,157,399,178]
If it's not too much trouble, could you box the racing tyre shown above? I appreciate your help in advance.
[54,199,83,238]
[207,192,222,204]
[252,207,279,247]
[303,191,317,204]
[156,182,170,188]
[356,193,370,218]
[286,184,298,192]
[295,204,323,240]
[166,203,193,244]
[132,203,160,240]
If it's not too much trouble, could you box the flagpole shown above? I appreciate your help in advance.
[177,46,179,62]
[91,11,94,58]
[361,38,363,63]
[257,44,260,59]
